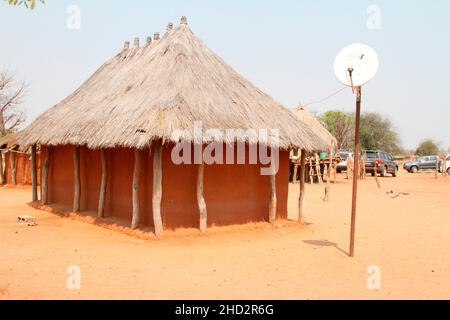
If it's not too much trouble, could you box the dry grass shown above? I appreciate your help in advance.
[292,106,337,149]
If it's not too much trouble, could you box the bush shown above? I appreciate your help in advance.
[415,140,439,156]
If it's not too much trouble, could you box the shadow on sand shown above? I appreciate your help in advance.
[303,239,349,256]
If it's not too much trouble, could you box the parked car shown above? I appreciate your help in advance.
[336,151,353,173]
[364,150,398,177]
[444,155,450,174]
[403,155,443,173]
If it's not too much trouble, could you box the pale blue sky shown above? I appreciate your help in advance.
[1,0,449,150]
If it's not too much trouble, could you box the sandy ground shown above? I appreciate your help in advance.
[0,172,449,300]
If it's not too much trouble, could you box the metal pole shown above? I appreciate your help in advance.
[349,86,361,257]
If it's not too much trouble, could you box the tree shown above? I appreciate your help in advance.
[319,110,354,150]
[3,0,45,10]
[0,70,27,137]
[415,140,439,156]
[359,112,403,155]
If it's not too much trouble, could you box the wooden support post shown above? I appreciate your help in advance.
[373,162,381,189]
[347,156,353,180]
[31,145,38,202]
[10,151,16,185]
[73,146,81,212]
[197,162,208,232]
[131,149,141,229]
[152,142,164,238]
[315,154,323,184]
[349,86,362,258]
[443,157,448,178]
[292,163,298,184]
[324,151,331,202]
[0,150,4,185]
[309,157,313,184]
[435,157,439,179]
[23,155,29,185]
[298,149,306,224]
[333,157,337,183]
[41,147,51,205]
[269,150,277,225]
[361,155,366,179]
[98,149,108,218]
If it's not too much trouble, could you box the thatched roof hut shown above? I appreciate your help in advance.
[0,131,38,186]
[0,132,20,150]
[21,18,328,152]
[19,17,333,235]
[292,106,337,150]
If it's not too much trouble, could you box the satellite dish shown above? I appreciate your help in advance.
[334,44,379,87]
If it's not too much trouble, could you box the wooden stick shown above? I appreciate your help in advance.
[324,151,331,202]
[349,86,362,258]
[31,145,38,202]
[374,162,381,189]
[292,163,298,184]
[328,149,333,184]
[298,149,306,224]
[269,150,277,225]
[324,185,330,202]
[23,154,29,184]
[41,147,51,205]
[360,155,366,180]
[443,157,448,178]
[347,156,354,180]
[131,149,141,229]
[0,150,4,185]
[435,157,439,179]
[315,154,323,184]
[97,149,108,218]
[152,142,164,238]
[333,157,337,183]
[10,151,16,185]
[197,162,208,232]
[73,146,81,212]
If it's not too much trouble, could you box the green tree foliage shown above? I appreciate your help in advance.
[318,110,354,150]
[359,112,402,154]
[319,110,403,154]
[415,139,440,156]
[4,0,45,10]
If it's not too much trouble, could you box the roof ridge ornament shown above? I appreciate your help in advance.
[180,16,187,25]
[123,41,130,50]
[145,36,152,47]
[154,32,160,40]
[133,37,140,48]
[166,22,174,31]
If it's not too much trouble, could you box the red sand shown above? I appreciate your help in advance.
[0,172,449,299]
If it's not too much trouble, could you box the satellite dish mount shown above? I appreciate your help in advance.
[334,44,379,257]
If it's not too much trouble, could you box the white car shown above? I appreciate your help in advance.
[443,155,450,174]
[336,151,354,173]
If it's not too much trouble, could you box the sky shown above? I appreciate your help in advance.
[1,0,449,150]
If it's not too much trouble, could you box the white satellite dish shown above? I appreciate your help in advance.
[334,44,379,87]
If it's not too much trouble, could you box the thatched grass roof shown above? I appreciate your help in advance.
[0,132,19,149]
[292,106,337,150]
[21,17,330,151]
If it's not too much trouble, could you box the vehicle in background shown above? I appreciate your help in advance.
[365,150,398,177]
[445,155,450,174]
[403,155,443,173]
[336,151,353,173]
